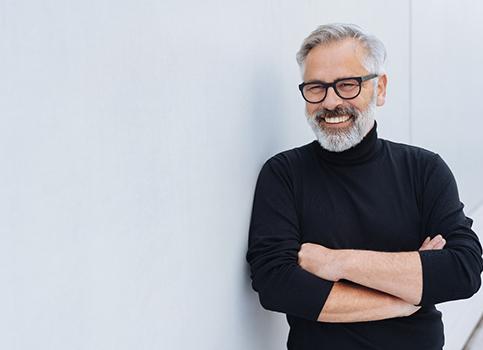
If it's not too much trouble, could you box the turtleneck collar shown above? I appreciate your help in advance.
[311,120,382,166]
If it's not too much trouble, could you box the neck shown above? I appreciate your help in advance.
[312,120,381,166]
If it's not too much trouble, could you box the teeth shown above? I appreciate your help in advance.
[324,115,351,124]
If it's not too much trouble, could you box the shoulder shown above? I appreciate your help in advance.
[263,140,316,170]
[381,138,454,183]
[253,141,315,194]
[256,141,316,188]
[381,138,439,163]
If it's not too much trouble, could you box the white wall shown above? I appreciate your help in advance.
[411,2,483,349]
[0,1,480,349]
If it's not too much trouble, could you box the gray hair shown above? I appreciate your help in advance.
[296,23,387,75]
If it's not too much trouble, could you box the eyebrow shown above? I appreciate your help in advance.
[304,79,327,84]
[304,76,358,84]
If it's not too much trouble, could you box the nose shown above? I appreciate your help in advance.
[321,86,343,110]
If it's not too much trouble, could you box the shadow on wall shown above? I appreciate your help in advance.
[238,65,293,349]
[246,64,292,164]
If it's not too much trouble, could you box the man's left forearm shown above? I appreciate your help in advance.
[337,250,422,305]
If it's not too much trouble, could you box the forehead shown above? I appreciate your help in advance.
[303,38,369,82]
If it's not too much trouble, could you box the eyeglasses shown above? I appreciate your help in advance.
[298,74,378,104]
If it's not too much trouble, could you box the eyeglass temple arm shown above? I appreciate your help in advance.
[361,73,379,82]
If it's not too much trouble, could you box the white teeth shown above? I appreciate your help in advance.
[324,115,351,124]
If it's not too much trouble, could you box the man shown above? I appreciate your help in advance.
[245,23,483,349]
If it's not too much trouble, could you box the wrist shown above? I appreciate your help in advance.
[333,249,351,281]
[399,300,421,317]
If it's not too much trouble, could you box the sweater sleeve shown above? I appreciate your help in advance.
[417,154,483,306]
[245,155,334,321]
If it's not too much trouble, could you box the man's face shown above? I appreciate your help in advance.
[302,38,387,152]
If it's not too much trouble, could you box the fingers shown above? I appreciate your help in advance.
[428,234,446,249]
[432,236,446,250]
[422,236,430,246]
[419,234,446,251]
[419,236,431,251]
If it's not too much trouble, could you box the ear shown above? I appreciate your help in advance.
[376,74,388,107]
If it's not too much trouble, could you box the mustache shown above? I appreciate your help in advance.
[314,105,359,122]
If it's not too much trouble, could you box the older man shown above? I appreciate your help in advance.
[246,23,483,349]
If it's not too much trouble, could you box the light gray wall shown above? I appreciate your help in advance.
[0,1,480,349]
[411,2,483,349]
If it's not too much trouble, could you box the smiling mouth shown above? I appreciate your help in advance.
[321,115,353,124]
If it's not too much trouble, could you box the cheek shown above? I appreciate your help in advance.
[355,91,374,109]
[345,98,367,114]
[305,103,319,117]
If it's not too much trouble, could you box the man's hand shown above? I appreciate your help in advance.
[419,234,446,251]
[297,243,342,281]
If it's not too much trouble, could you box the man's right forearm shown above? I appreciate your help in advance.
[317,280,420,323]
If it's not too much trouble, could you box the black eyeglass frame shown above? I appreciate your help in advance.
[298,73,378,104]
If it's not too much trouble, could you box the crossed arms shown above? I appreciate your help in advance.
[297,235,446,322]
[246,155,483,323]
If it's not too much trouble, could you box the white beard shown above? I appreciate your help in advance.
[305,94,377,152]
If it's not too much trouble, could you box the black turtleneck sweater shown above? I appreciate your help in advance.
[246,122,483,350]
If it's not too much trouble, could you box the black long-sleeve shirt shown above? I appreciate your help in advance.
[246,122,483,350]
